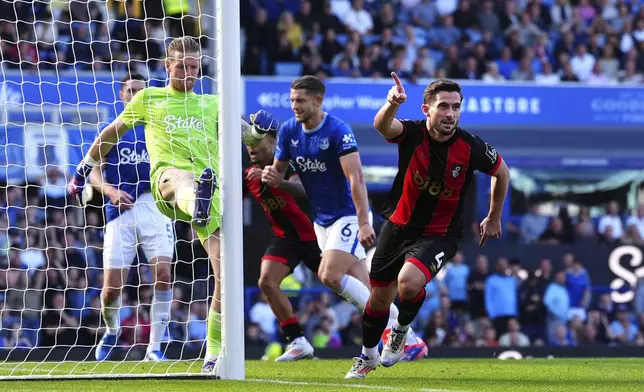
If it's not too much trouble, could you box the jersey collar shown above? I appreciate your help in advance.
[301,112,328,134]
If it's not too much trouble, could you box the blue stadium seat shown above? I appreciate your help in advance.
[275,62,303,77]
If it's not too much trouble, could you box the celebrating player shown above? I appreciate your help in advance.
[259,76,426,357]
[88,73,175,362]
[68,37,256,373]
[243,126,320,361]
[345,75,510,379]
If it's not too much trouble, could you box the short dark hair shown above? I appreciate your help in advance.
[120,73,146,89]
[290,75,326,96]
[423,79,462,104]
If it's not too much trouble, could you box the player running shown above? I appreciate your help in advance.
[68,37,254,373]
[258,76,426,357]
[345,75,510,379]
[88,73,175,362]
[243,126,319,361]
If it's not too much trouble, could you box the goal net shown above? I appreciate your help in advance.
[0,0,243,380]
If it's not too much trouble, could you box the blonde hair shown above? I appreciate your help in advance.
[166,36,201,59]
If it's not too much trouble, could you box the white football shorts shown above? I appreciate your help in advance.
[103,192,175,269]
[314,213,373,261]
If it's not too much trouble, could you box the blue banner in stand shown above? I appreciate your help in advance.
[0,71,213,181]
[243,77,644,129]
[1,71,213,109]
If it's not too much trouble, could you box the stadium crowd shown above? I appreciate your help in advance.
[1,0,642,84]
[240,0,644,84]
[2,0,644,357]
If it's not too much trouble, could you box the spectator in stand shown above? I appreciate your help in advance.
[610,305,638,345]
[634,278,644,315]
[519,270,547,343]
[485,258,518,337]
[515,205,549,244]
[566,259,592,321]
[467,255,489,322]
[544,270,570,334]
[550,323,575,346]
[626,205,644,239]
[410,0,438,31]
[598,201,624,243]
[498,318,530,347]
[40,292,79,347]
[443,252,470,314]
[342,0,373,35]
[539,217,574,244]
[575,206,596,240]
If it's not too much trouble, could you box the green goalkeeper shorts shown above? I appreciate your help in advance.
[151,168,221,244]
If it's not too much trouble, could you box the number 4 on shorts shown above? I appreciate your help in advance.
[435,251,445,269]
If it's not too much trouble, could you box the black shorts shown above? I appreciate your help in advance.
[369,221,458,286]
[262,237,321,273]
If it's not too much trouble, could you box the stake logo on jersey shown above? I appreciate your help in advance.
[100,119,151,223]
[275,114,359,227]
[164,115,204,133]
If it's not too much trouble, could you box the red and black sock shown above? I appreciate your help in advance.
[397,288,426,327]
[362,302,390,349]
[280,317,303,343]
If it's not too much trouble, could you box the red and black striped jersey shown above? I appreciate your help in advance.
[243,164,317,242]
[381,119,503,238]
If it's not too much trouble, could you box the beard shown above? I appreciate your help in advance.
[432,118,458,135]
[294,111,312,124]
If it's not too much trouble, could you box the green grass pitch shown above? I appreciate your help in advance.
[0,358,642,391]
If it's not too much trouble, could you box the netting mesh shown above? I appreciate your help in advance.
[0,0,221,378]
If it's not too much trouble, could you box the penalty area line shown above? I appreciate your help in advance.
[247,378,471,392]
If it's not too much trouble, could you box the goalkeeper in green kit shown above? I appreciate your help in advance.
[67,37,273,373]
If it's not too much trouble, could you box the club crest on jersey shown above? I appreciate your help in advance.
[485,143,498,163]
[291,139,299,147]
[451,164,463,179]
[319,137,329,150]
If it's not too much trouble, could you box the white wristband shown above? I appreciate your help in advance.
[251,125,266,139]
[82,154,99,167]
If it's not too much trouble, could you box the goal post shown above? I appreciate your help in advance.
[216,0,245,381]
[0,0,244,381]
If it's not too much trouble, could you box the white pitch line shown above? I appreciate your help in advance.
[248,378,471,392]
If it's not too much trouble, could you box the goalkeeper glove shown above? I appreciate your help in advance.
[67,158,97,205]
[250,110,279,136]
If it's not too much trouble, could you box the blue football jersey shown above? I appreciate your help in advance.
[100,118,151,223]
[275,113,358,227]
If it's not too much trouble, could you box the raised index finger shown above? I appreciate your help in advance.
[391,72,404,92]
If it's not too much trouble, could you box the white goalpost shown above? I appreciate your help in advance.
[0,0,244,381]
[215,0,245,381]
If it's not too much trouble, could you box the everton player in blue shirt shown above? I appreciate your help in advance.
[258,76,426,359]
[88,74,175,362]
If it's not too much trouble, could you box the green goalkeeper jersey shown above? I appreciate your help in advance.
[117,86,219,181]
